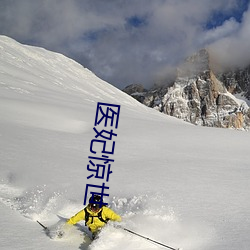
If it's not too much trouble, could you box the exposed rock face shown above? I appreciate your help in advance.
[123,49,250,130]
[217,66,250,99]
[122,84,147,103]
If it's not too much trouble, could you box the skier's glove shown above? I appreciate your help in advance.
[113,223,123,229]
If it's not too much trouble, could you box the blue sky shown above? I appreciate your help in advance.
[205,0,249,28]
[0,0,249,89]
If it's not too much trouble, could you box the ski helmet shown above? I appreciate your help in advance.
[89,195,103,209]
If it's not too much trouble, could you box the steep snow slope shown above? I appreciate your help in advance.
[0,36,250,250]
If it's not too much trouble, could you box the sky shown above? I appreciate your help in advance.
[0,0,249,89]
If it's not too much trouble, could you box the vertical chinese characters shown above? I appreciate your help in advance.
[84,103,121,207]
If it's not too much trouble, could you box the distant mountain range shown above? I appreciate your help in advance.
[123,49,250,130]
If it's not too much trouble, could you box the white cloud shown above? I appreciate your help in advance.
[209,5,250,68]
[0,0,249,88]
[200,18,240,45]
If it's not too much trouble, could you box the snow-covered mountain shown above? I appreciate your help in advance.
[1,36,250,250]
[217,65,250,100]
[124,49,250,130]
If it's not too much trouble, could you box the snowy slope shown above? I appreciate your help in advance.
[0,36,250,250]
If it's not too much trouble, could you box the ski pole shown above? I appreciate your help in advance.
[122,227,180,250]
[37,220,48,231]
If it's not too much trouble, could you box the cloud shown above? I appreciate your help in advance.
[200,18,240,45]
[209,4,250,69]
[0,0,249,89]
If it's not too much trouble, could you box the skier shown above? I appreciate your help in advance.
[66,195,121,239]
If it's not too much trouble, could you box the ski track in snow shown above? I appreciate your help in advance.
[0,180,211,250]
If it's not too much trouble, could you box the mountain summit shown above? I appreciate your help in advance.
[124,49,250,130]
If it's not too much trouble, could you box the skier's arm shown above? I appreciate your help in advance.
[67,209,85,225]
[104,207,122,222]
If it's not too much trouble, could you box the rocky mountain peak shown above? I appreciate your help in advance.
[123,49,250,130]
[177,49,210,78]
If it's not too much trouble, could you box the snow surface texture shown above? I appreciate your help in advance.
[0,35,250,250]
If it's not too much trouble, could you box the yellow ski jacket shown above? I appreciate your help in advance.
[67,206,121,233]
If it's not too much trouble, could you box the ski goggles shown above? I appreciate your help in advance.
[89,203,100,211]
